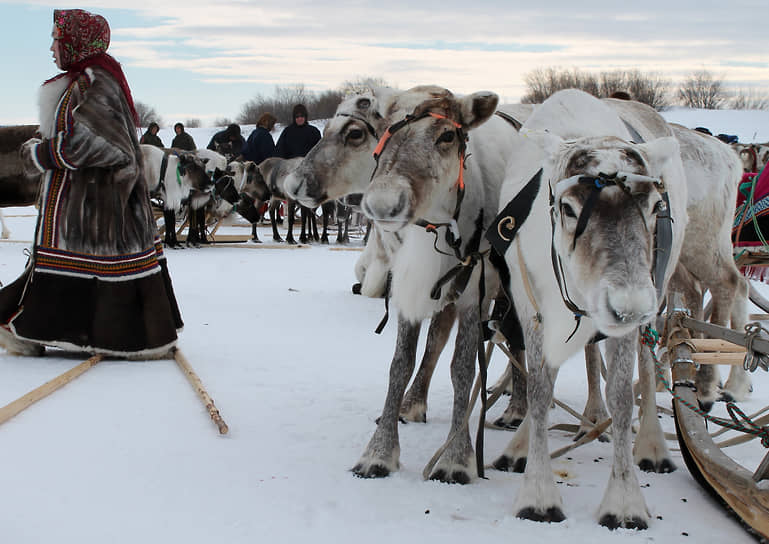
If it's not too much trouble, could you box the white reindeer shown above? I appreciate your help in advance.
[353,85,522,482]
[500,136,687,528]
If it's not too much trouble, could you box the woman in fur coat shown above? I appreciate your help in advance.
[0,9,183,358]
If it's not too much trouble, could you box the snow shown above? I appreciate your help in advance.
[2,108,769,543]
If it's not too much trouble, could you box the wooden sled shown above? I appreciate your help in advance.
[665,305,769,540]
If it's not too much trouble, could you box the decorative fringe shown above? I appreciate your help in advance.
[741,266,769,283]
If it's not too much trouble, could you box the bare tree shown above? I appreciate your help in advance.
[313,89,345,120]
[184,118,202,128]
[213,117,234,128]
[677,70,727,109]
[521,67,671,110]
[521,67,599,104]
[135,101,163,128]
[340,76,390,95]
[729,89,769,111]
[599,69,671,110]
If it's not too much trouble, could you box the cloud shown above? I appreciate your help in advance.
[3,1,768,125]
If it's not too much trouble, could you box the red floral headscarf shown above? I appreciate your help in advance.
[49,9,139,126]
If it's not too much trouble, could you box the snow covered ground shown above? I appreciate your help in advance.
[1,105,769,543]
[0,203,767,544]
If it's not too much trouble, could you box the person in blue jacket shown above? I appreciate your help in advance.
[242,113,277,164]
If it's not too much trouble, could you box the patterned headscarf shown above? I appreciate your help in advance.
[53,9,110,70]
[49,9,139,126]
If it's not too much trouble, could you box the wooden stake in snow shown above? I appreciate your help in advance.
[0,354,103,426]
[173,348,229,435]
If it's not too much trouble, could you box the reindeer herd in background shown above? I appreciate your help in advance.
[0,86,767,530]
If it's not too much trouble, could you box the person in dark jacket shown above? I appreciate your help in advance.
[275,104,321,159]
[207,123,245,159]
[140,121,164,148]
[171,122,196,151]
[242,113,277,164]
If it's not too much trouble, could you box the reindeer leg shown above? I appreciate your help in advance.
[597,333,650,530]
[353,315,421,478]
[286,202,297,245]
[400,304,456,422]
[634,334,675,473]
[513,324,564,522]
[427,306,479,484]
[722,275,752,401]
[493,350,528,430]
[575,343,610,441]
[270,201,283,243]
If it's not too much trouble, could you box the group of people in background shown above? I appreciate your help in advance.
[140,122,197,151]
[140,103,322,166]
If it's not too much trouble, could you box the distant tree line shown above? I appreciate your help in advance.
[521,67,769,111]
[134,69,768,130]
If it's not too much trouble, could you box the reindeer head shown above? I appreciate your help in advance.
[545,135,685,337]
[176,151,212,192]
[285,90,393,207]
[361,86,498,231]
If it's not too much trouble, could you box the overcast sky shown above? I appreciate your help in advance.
[2,1,767,126]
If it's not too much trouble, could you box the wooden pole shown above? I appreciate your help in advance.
[172,348,229,435]
[0,354,103,426]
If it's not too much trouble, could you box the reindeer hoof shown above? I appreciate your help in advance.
[493,416,522,430]
[286,239,297,245]
[638,457,676,473]
[599,513,648,531]
[428,469,471,485]
[352,283,362,295]
[517,506,565,523]
[273,236,283,243]
[351,463,391,479]
[321,237,329,244]
[492,455,526,473]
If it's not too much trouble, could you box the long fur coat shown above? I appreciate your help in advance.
[0,67,183,357]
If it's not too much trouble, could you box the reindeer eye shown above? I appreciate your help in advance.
[437,131,455,145]
[346,128,364,142]
[561,202,577,219]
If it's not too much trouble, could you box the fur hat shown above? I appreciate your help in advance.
[226,124,241,138]
[292,104,309,120]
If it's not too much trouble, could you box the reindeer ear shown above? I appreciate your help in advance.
[356,97,372,111]
[458,91,499,130]
[639,136,680,175]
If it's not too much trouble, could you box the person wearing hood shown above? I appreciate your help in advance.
[140,121,164,148]
[206,123,245,159]
[275,104,321,159]
[171,122,196,151]
[4,8,183,357]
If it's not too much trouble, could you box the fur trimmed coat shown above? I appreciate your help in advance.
[0,66,183,357]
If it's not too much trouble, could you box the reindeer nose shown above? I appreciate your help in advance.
[362,190,408,221]
[607,287,656,325]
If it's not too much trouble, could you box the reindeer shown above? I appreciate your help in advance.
[491,124,687,528]
[140,145,212,248]
[0,125,45,239]
[286,91,533,427]
[351,85,522,483]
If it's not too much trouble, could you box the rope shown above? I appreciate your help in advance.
[641,326,769,448]
[744,322,769,372]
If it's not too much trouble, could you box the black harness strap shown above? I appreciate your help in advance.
[335,112,379,139]
[494,110,523,131]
